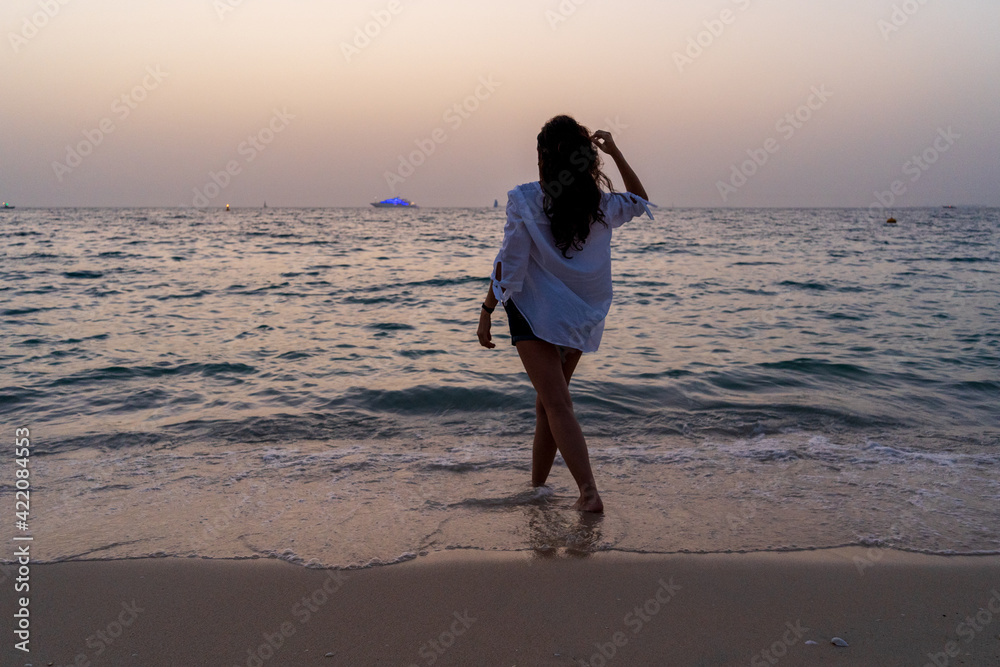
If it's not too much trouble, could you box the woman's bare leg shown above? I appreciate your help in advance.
[532,348,582,487]
[531,396,558,488]
[516,340,602,512]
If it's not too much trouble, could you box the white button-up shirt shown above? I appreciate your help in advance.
[491,181,654,353]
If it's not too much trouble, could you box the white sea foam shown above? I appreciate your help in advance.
[5,429,999,568]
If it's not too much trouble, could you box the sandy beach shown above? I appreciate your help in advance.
[4,548,998,666]
[5,0,999,665]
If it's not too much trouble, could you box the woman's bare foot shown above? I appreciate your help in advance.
[573,483,604,513]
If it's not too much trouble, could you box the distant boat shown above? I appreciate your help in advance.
[371,197,417,208]
[1,202,14,210]
[886,216,897,225]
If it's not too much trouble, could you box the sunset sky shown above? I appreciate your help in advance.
[1,0,998,207]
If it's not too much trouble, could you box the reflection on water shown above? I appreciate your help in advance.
[2,207,998,566]
[526,503,604,558]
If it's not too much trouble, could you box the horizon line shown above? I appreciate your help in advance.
[3,205,997,210]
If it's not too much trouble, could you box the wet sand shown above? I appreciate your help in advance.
[4,548,1000,666]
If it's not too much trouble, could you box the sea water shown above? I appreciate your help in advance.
[1,206,998,567]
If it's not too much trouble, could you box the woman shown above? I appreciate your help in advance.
[477,115,652,513]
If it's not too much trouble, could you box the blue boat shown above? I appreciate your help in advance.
[371,197,417,208]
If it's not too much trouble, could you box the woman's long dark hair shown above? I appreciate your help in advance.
[537,115,614,258]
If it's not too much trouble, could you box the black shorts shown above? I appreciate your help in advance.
[503,298,543,345]
[503,299,575,362]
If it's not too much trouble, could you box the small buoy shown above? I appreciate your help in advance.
[226,204,231,211]
[831,637,849,647]
[886,216,897,224]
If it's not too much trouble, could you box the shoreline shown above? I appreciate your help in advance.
[8,542,1000,567]
[5,548,999,666]
[13,428,1000,565]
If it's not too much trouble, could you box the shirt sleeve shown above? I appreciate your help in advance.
[491,195,531,304]
[603,191,655,229]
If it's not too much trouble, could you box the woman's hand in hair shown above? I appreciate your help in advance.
[591,130,620,157]
[593,130,648,200]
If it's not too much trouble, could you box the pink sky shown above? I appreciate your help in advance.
[1,0,998,207]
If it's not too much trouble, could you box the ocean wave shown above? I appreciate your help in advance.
[2,207,998,564]
[47,362,258,387]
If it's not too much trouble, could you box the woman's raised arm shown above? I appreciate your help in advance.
[592,130,648,201]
